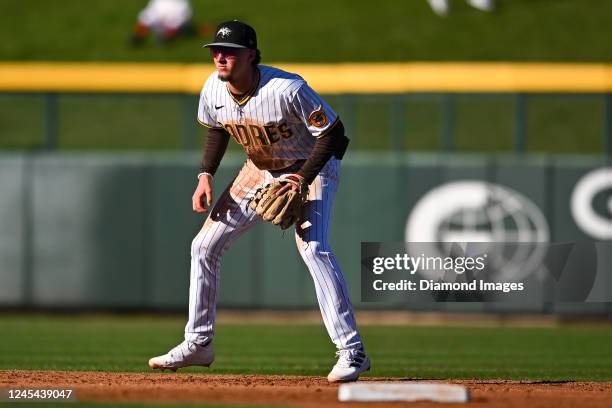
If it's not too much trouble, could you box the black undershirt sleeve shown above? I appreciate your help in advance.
[198,127,231,176]
[296,120,350,184]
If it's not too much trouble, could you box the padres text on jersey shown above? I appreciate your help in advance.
[197,65,339,170]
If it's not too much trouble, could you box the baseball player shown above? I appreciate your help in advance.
[148,20,370,383]
[427,0,494,17]
[130,0,196,45]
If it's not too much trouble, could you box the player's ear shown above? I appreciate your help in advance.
[249,49,261,67]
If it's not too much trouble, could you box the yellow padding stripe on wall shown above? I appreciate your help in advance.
[1,62,612,93]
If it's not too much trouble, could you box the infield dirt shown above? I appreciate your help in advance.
[2,370,612,408]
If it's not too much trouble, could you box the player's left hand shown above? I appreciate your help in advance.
[276,174,305,196]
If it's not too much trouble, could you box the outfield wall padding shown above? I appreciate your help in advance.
[0,153,610,315]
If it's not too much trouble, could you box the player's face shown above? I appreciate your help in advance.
[210,47,254,82]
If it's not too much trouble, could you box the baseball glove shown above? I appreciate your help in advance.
[249,176,309,230]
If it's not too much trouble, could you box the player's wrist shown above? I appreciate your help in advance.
[197,172,213,180]
[281,173,303,181]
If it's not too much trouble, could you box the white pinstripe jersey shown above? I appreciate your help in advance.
[197,65,339,170]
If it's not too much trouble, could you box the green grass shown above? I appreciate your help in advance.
[0,1,609,154]
[0,0,611,62]
[0,93,605,153]
[1,315,611,381]
[3,404,256,408]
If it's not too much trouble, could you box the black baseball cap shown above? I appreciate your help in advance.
[204,20,257,50]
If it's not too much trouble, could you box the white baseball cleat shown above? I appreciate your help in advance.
[148,340,214,371]
[327,348,370,383]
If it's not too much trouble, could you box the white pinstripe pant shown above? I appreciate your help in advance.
[185,158,363,351]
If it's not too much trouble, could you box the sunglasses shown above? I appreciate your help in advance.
[210,47,245,59]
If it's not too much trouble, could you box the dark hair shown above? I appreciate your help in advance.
[252,49,261,67]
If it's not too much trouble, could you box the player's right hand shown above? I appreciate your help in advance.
[192,174,213,213]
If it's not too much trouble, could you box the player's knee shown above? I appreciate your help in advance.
[191,243,223,271]
[191,235,214,258]
[295,236,331,256]
[190,235,200,256]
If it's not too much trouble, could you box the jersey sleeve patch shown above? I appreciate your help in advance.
[308,105,329,128]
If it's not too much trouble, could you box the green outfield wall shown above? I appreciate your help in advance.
[0,153,610,314]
